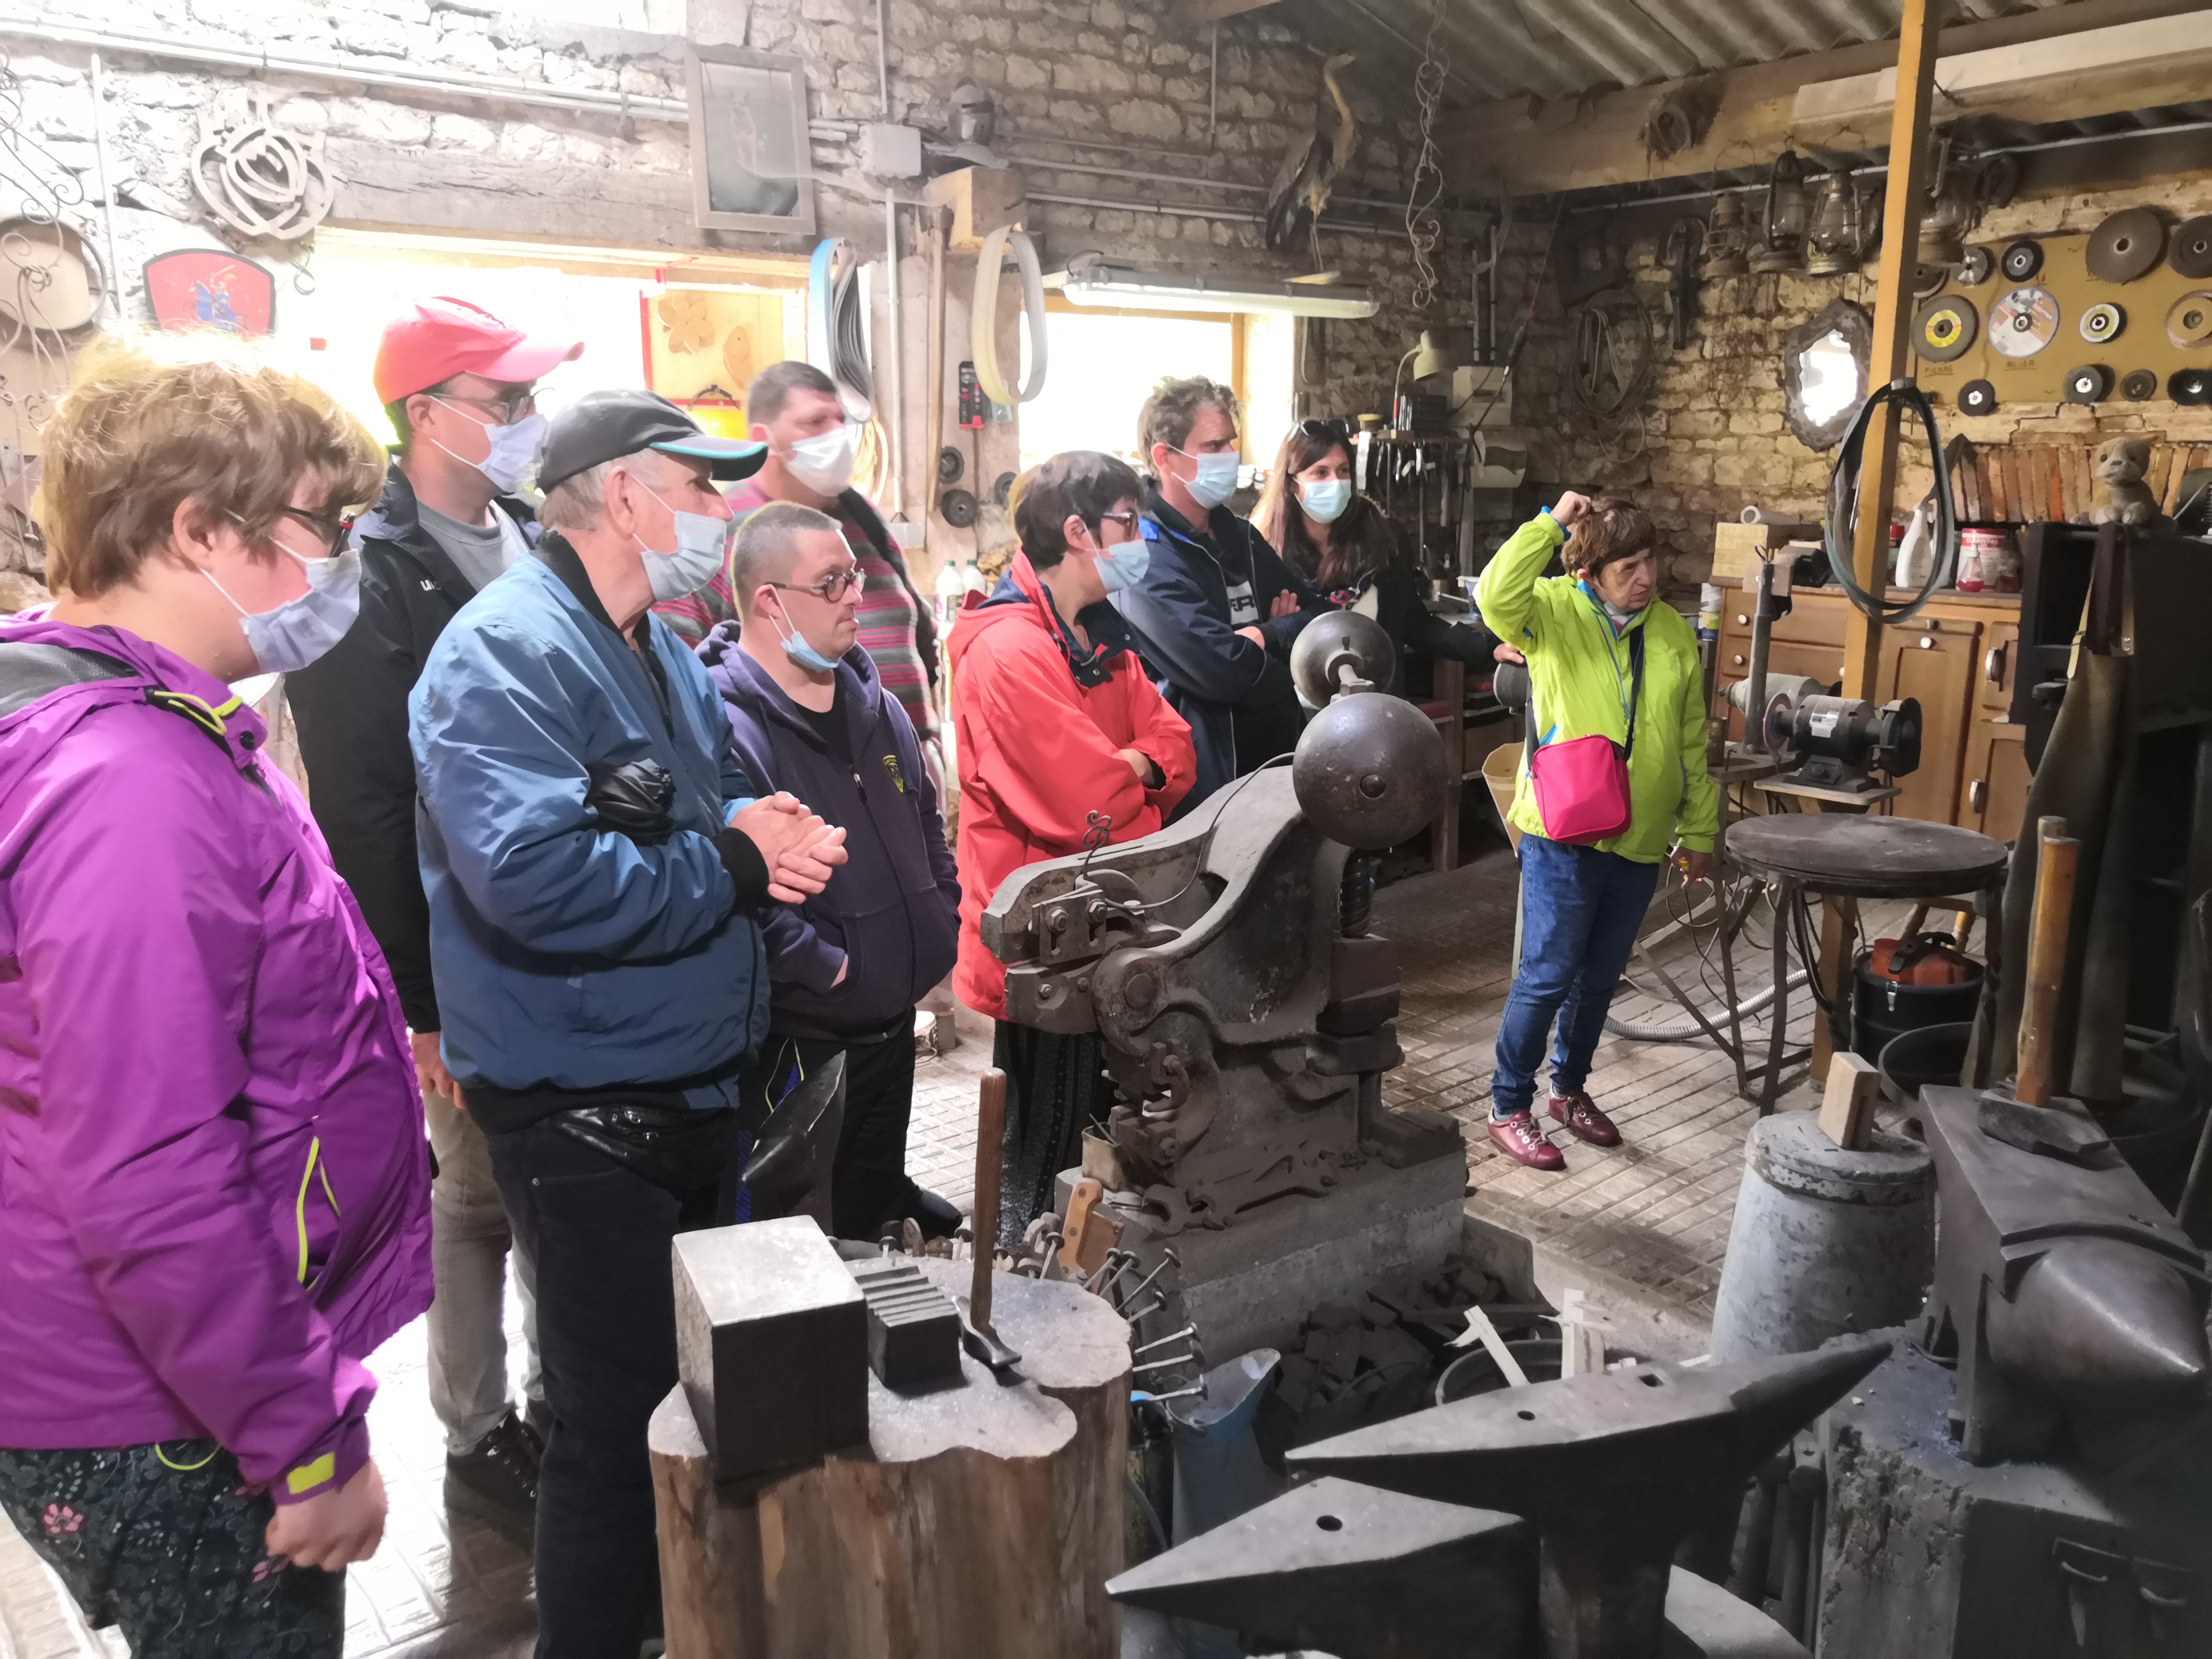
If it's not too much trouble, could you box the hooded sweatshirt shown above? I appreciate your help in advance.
[698,625,960,1042]
[0,618,432,1502]
[947,553,1197,1019]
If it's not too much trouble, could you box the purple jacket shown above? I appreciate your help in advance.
[699,625,960,1041]
[0,618,432,1503]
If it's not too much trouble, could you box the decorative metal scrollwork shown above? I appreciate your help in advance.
[192,91,334,241]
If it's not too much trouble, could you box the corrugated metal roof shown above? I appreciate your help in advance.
[1276,0,2083,107]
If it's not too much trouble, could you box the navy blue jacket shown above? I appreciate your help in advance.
[1111,488,1317,813]
[409,535,772,1115]
[699,625,961,1044]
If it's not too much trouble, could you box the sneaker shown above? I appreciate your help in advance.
[445,1409,540,1547]
[1548,1090,1623,1147]
[1486,1111,1565,1171]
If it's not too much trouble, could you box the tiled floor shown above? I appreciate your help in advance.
[3,850,1897,1654]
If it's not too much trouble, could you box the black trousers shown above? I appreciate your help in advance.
[743,1023,918,1239]
[488,1121,725,1659]
[992,1020,1109,1250]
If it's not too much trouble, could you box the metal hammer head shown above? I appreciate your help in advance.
[955,1295,1022,1381]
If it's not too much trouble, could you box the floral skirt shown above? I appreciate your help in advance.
[0,1440,343,1659]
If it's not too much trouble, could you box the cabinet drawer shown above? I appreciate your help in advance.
[1977,622,2019,713]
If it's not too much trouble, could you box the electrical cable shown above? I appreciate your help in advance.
[1404,0,1449,313]
[1823,378,1957,628]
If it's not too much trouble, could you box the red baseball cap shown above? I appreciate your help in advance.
[372,297,584,404]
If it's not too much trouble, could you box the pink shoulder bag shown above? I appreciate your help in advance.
[1526,626,1644,846]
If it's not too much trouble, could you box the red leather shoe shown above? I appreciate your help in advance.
[1487,1111,1565,1171]
[1548,1091,1622,1147]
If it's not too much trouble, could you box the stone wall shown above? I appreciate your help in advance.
[1509,167,2212,590]
[1,0,1468,425]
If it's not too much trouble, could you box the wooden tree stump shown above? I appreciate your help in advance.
[651,1258,1129,1659]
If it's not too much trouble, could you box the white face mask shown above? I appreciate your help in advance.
[634,482,729,602]
[204,545,362,675]
[784,425,857,496]
[1173,446,1240,511]
[427,401,544,494]
[1299,477,1353,524]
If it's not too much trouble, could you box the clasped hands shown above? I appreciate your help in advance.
[730,793,850,904]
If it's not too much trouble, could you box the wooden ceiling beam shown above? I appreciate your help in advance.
[1435,0,2212,195]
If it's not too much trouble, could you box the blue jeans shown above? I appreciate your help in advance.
[1491,834,1662,1121]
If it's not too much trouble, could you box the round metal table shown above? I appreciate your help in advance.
[1722,816,2012,1113]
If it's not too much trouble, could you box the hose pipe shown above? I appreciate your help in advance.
[971,224,1047,408]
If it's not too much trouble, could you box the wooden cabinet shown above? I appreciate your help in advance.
[1874,618,1982,827]
[1710,589,2029,834]
[1961,721,2032,842]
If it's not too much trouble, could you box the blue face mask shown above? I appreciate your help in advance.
[634,483,728,602]
[1093,530,1150,593]
[1175,447,1241,511]
[1299,477,1353,524]
[204,544,361,675]
[769,600,841,673]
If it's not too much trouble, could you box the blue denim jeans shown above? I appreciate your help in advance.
[1491,833,1662,1121]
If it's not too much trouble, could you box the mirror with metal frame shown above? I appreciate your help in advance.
[1781,297,1872,452]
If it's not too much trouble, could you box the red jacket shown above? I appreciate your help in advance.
[949,555,1196,1018]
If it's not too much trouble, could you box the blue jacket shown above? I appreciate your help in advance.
[698,625,961,1044]
[1112,488,1316,813]
[409,536,772,1107]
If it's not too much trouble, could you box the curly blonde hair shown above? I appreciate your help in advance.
[1560,496,1656,580]
[35,333,385,599]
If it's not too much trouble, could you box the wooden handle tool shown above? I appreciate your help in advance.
[2016,816,2080,1107]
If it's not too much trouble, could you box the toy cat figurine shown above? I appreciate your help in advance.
[2082,436,2162,528]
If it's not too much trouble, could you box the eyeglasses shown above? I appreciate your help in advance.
[276,505,352,558]
[1094,511,1139,537]
[770,566,863,603]
[1294,417,1351,442]
[434,388,538,424]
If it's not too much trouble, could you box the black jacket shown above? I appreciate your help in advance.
[1275,496,1498,677]
[1113,488,1317,813]
[288,468,538,1034]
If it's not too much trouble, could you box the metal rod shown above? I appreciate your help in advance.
[1568,117,2212,216]
[1208,24,1219,149]
[960,148,1484,220]
[1119,1252,1178,1308]
[1025,189,1375,238]
[875,0,891,117]
[1132,1323,1199,1355]
[87,51,123,330]
[0,13,686,120]
[883,193,904,521]
[1132,1352,1199,1375]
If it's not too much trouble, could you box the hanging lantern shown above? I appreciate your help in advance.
[1703,192,1750,278]
[1750,150,1810,275]
[1918,135,1972,268]
[1805,171,1873,277]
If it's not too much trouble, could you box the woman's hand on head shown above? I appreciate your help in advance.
[1550,492,1593,528]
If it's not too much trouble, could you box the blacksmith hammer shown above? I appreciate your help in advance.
[958,1068,1023,1381]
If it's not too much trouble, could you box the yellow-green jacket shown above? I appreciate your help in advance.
[1476,511,1719,862]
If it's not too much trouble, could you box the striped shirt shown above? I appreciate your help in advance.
[652,480,936,735]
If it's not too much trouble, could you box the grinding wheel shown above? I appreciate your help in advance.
[992,470,1017,507]
[2085,206,2164,284]
[2171,215,2212,279]
[2078,301,2124,345]
[1989,287,2059,359]
[2166,289,2212,350]
[937,445,965,484]
[939,487,978,528]
[1955,246,1995,287]
[2062,363,2112,406]
[2172,368,2212,408]
[1958,379,1998,416]
[2121,368,2159,402]
[2000,239,2044,282]
[1913,295,1977,362]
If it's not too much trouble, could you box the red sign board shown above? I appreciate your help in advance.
[144,249,276,338]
